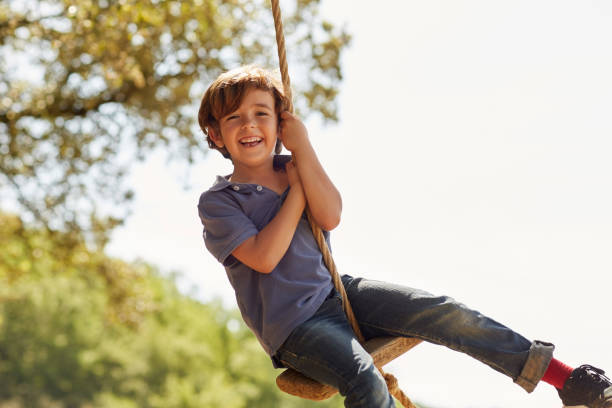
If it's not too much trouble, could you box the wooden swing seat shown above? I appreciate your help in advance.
[276,336,423,401]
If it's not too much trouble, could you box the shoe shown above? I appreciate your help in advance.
[558,365,612,408]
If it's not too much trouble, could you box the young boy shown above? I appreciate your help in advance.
[197,65,612,408]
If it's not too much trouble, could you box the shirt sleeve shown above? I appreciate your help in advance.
[198,191,259,265]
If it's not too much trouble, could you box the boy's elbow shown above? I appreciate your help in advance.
[233,238,278,274]
[318,213,341,231]
[254,256,279,274]
[326,198,342,230]
[256,263,275,274]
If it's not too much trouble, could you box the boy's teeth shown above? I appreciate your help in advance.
[241,137,262,143]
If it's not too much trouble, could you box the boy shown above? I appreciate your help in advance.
[197,65,612,407]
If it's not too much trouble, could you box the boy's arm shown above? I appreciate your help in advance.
[279,111,342,231]
[231,162,306,274]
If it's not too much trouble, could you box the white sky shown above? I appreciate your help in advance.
[107,1,612,407]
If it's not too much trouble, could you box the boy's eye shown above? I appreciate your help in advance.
[225,115,239,121]
[256,111,269,116]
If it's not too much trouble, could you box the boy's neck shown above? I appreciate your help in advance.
[230,159,281,186]
[230,162,288,195]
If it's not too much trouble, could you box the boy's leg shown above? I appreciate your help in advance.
[341,274,554,393]
[274,289,395,408]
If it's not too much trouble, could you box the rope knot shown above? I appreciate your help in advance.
[383,372,399,393]
[383,371,417,408]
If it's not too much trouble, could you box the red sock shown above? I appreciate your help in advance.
[542,358,574,390]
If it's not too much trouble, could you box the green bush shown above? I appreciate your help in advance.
[0,213,343,407]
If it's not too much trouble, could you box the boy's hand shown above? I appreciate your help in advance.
[231,159,305,274]
[279,111,309,153]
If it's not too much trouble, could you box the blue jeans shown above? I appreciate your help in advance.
[274,275,554,408]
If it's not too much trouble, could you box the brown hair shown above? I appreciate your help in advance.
[198,65,289,159]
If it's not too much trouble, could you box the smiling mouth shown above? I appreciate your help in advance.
[239,136,263,147]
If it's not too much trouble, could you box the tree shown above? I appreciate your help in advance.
[0,211,347,407]
[0,0,350,244]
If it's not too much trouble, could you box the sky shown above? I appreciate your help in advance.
[107,1,612,407]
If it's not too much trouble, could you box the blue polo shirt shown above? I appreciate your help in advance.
[197,175,333,362]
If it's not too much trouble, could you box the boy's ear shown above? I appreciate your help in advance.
[208,127,224,148]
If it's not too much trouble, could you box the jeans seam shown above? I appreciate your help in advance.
[359,321,517,379]
[279,350,349,386]
[279,348,381,394]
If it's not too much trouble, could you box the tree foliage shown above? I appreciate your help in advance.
[0,0,350,242]
[0,211,347,407]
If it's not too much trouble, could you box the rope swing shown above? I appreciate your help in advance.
[269,1,422,406]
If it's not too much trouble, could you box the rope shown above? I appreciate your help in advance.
[270,0,362,342]
[270,0,293,113]
[305,211,364,340]
[270,1,415,407]
[384,372,417,408]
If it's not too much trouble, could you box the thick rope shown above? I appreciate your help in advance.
[304,211,364,340]
[270,0,293,113]
[270,0,362,341]
[307,211,416,408]
[270,1,415,407]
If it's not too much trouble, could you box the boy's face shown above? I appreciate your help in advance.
[210,88,279,168]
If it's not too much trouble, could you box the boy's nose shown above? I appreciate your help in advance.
[241,116,256,128]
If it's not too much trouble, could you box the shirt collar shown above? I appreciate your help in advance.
[209,175,233,192]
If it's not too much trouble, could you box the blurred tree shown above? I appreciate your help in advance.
[0,211,347,407]
[0,0,350,244]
